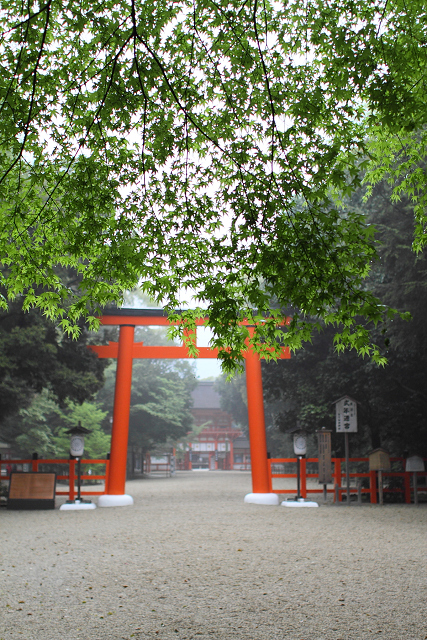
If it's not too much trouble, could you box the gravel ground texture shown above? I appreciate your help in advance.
[1,470,426,640]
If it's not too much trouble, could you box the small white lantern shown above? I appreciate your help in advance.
[65,422,91,459]
[293,433,307,456]
[281,424,318,507]
[70,434,85,457]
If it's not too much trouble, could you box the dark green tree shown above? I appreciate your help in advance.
[263,179,427,457]
[0,299,108,451]
[96,358,196,453]
[1,391,110,459]
[0,304,106,412]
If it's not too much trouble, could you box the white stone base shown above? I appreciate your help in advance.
[281,498,319,508]
[244,493,280,505]
[59,500,97,511]
[97,494,134,508]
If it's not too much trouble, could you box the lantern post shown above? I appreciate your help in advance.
[368,448,391,505]
[281,424,318,508]
[59,422,96,511]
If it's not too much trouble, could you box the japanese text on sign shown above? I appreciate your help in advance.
[336,396,358,433]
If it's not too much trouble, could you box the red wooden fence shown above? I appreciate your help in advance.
[2,456,425,504]
[268,457,427,504]
[0,458,109,501]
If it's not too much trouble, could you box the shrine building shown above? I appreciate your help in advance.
[180,381,244,470]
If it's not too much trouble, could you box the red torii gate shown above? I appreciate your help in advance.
[89,309,290,506]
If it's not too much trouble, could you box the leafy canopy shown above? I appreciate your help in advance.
[0,0,424,368]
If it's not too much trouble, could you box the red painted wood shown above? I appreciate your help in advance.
[89,342,289,360]
[300,457,307,498]
[88,312,290,496]
[245,341,270,494]
[108,325,135,495]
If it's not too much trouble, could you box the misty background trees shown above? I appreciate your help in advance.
[1,172,426,460]
[0,297,108,455]
[217,177,427,458]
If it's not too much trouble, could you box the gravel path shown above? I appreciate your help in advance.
[1,471,426,640]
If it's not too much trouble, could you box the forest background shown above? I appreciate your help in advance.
[217,177,427,460]
[0,294,197,462]
[1,174,426,462]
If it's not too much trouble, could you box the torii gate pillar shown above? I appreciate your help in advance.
[244,343,279,505]
[98,325,135,507]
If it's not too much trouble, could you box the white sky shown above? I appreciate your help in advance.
[195,358,222,379]
[193,326,222,378]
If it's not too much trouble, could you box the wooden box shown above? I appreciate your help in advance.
[368,448,391,471]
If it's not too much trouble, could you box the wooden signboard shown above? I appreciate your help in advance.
[335,396,358,432]
[7,472,56,510]
[317,429,333,484]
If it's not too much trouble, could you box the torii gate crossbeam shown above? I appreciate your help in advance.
[89,309,290,506]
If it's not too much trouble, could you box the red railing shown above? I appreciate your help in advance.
[268,457,427,504]
[0,458,109,500]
